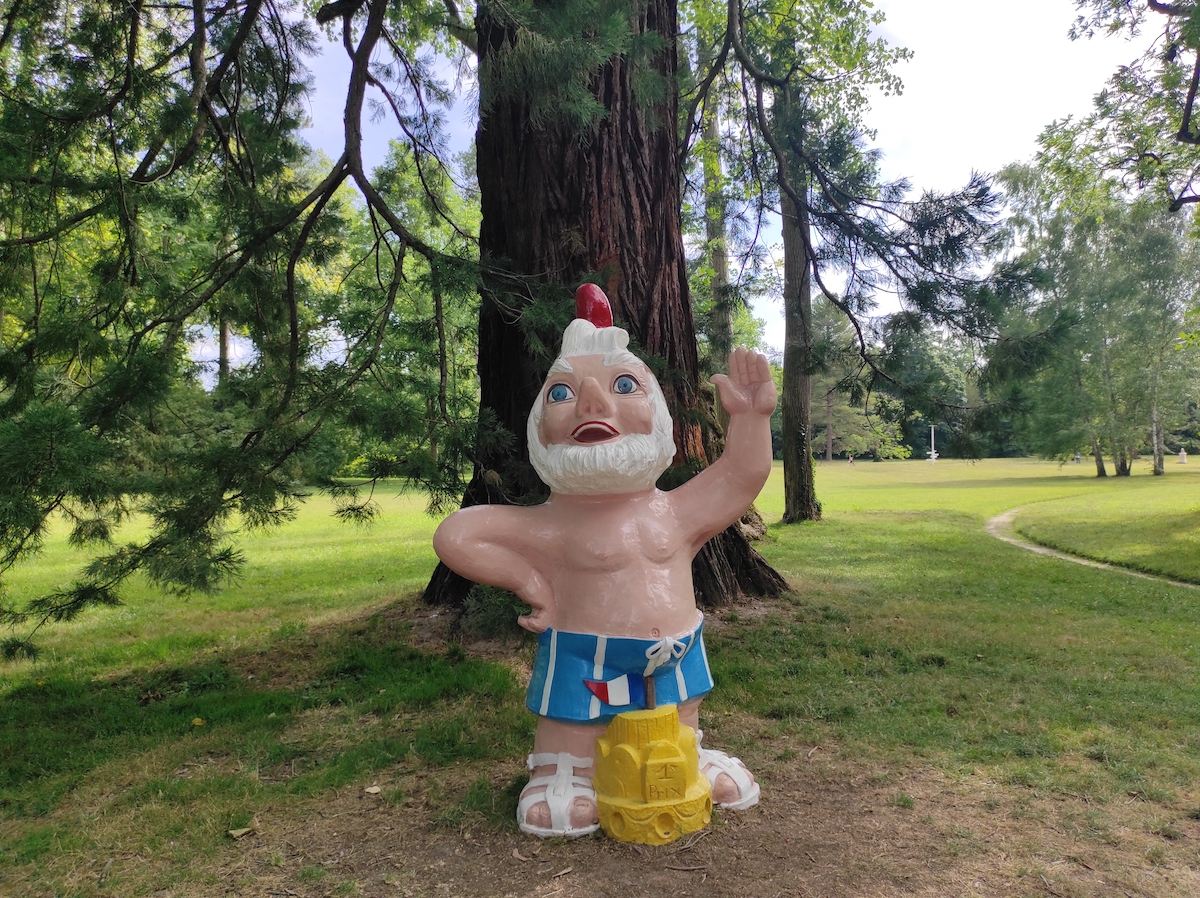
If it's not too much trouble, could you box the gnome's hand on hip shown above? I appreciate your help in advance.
[516,571,555,633]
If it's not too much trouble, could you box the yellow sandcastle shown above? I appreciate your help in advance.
[592,705,712,844]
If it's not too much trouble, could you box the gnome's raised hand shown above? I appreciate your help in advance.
[710,347,777,417]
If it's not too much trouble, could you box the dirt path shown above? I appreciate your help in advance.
[985,508,1199,590]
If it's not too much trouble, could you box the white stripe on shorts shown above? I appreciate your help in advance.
[589,636,608,719]
[539,629,558,716]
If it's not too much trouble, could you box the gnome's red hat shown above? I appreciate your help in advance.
[575,283,613,328]
[560,284,628,357]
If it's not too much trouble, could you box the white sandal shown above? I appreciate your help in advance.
[697,731,761,811]
[517,751,600,838]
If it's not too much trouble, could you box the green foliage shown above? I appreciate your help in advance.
[767,297,913,460]
[325,141,482,516]
[479,0,667,129]
[0,2,484,650]
[1,0,332,644]
[680,0,1014,505]
[993,161,1200,471]
[1067,1,1200,209]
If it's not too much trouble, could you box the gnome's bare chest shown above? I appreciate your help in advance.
[553,505,685,574]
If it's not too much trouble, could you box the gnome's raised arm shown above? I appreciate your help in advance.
[670,346,777,550]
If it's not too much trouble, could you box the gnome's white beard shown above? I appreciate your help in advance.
[529,432,674,496]
[526,322,676,496]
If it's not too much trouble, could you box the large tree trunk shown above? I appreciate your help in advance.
[703,90,733,433]
[424,0,786,607]
[778,109,821,524]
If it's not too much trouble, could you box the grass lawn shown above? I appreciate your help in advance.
[1010,460,1200,583]
[2,458,1199,896]
[730,458,1200,791]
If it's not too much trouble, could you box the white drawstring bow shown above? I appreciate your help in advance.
[643,635,687,676]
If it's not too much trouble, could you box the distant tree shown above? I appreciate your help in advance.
[995,161,1200,475]
[806,298,912,462]
[876,324,979,458]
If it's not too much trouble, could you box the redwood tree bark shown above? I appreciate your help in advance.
[703,85,733,434]
[424,0,786,607]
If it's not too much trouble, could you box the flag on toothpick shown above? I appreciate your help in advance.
[584,674,646,708]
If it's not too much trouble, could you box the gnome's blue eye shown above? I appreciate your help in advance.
[614,375,638,395]
[548,383,573,403]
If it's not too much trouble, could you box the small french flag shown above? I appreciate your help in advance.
[584,674,646,708]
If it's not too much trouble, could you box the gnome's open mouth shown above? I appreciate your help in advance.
[571,422,620,444]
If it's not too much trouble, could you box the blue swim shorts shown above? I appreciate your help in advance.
[526,618,714,724]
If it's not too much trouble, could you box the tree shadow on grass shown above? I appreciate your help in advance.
[0,602,531,826]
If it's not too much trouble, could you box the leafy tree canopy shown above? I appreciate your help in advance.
[0,0,477,657]
[1062,0,1200,209]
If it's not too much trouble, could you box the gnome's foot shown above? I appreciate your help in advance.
[697,734,760,811]
[518,752,599,838]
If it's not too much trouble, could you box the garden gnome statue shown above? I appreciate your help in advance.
[433,284,774,839]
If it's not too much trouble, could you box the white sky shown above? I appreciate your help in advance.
[299,3,1148,349]
[867,0,1143,193]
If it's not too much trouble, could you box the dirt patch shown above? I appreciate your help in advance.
[194,743,1199,898]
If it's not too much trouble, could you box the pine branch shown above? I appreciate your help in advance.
[1148,1,1190,16]
[316,0,366,25]
[0,0,23,54]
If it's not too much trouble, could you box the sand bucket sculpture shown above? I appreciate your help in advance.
[433,284,771,844]
[590,671,712,844]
